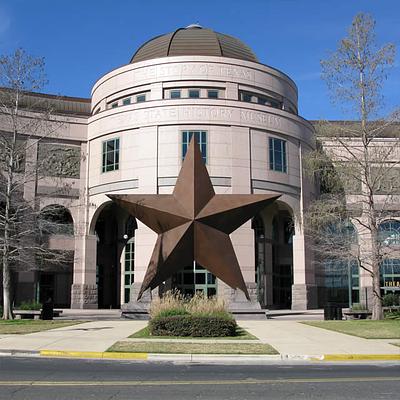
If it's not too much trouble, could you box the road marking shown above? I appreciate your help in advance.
[0,377,399,386]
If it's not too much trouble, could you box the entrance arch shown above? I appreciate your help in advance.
[93,203,136,308]
[253,201,294,309]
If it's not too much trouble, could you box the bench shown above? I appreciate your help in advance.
[14,310,41,320]
[13,309,63,320]
[343,310,372,320]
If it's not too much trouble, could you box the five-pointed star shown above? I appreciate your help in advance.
[108,137,278,300]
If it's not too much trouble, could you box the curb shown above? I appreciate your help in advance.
[40,350,148,360]
[318,354,400,362]
[1,349,399,363]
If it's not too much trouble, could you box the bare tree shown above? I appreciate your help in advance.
[0,49,77,319]
[304,13,399,320]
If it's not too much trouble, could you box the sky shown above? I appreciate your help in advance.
[0,0,399,120]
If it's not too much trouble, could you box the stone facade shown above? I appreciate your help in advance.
[3,25,398,311]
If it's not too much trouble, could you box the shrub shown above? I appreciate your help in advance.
[187,292,232,319]
[149,290,188,319]
[148,290,236,337]
[17,301,42,311]
[382,293,400,307]
[149,315,237,337]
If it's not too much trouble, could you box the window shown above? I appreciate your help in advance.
[242,92,252,102]
[122,98,131,106]
[380,259,400,292]
[111,102,118,108]
[102,138,120,173]
[182,131,207,163]
[207,90,218,99]
[189,89,200,98]
[136,94,146,103]
[170,90,181,99]
[379,220,400,245]
[124,239,135,303]
[269,137,287,173]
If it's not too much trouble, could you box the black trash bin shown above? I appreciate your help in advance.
[41,298,54,320]
[324,303,343,320]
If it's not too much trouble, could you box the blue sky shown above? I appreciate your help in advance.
[0,0,398,120]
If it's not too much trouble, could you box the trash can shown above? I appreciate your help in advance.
[41,298,54,320]
[324,303,343,320]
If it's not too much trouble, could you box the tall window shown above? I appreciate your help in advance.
[124,239,135,303]
[123,217,136,304]
[102,138,120,173]
[269,137,287,173]
[380,259,400,292]
[182,131,207,163]
[379,220,400,245]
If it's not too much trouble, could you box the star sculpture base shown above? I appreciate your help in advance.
[108,136,279,307]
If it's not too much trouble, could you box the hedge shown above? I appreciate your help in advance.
[149,315,237,337]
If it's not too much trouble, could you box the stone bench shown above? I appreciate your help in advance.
[13,309,63,320]
[343,310,372,320]
[14,310,41,320]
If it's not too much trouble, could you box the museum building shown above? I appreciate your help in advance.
[5,25,400,310]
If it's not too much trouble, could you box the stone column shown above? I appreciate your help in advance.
[71,234,98,309]
[291,231,317,310]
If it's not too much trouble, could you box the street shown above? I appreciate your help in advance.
[0,357,399,399]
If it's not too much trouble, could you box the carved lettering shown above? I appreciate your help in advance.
[240,110,281,129]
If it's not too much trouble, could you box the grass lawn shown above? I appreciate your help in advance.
[129,325,258,340]
[0,320,84,334]
[302,320,400,339]
[108,340,277,354]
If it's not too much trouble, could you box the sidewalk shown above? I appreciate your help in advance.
[0,320,147,352]
[0,319,399,361]
[241,320,400,356]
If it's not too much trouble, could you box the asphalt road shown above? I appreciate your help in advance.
[0,357,399,399]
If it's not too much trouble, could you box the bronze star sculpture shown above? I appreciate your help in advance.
[108,137,279,300]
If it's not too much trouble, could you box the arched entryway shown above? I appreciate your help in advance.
[253,201,294,309]
[94,203,137,308]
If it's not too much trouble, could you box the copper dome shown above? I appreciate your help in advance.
[130,25,259,63]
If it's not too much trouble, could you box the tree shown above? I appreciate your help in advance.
[0,49,76,319]
[305,13,399,320]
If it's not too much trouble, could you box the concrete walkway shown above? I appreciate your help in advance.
[242,320,400,356]
[0,320,147,352]
[0,320,398,358]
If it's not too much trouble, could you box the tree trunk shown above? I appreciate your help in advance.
[2,258,13,320]
[371,272,383,320]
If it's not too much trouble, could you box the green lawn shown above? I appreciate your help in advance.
[108,340,277,354]
[129,325,258,340]
[0,320,84,334]
[302,320,400,339]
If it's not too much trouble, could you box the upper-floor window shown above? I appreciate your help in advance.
[242,92,252,102]
[207,90,219,99]
[171,90,181,99]
[240,90,284,111]
[122,98,131,106]
[379,220,400,245]
[189,89,200,99]
[111,102,118,108]
[182,131,207,163]
[136,94,146,103]
[269,137,287,173]
[102,138,120,173]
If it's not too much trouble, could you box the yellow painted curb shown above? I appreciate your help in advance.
[317,354,400,361]
[40,350,148,360]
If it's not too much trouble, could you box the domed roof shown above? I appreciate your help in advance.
[130,25,259,63]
